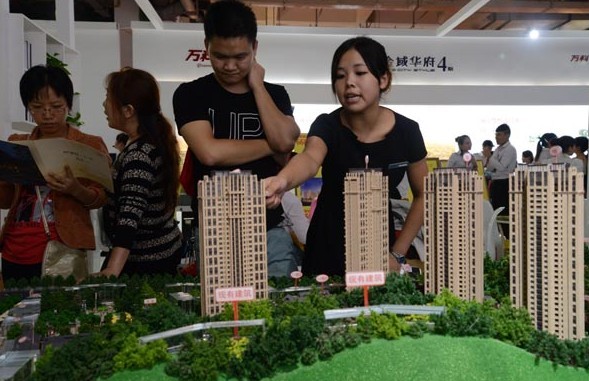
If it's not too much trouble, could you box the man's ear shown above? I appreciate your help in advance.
[252,39,258,55]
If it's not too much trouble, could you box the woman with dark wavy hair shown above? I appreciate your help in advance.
[99,67,182,277]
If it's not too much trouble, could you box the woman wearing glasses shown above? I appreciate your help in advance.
[0,65,110,282]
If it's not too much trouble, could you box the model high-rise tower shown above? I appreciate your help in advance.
[424,168,484,302]
[510,164,585,340]
[343,169,389,274]
[197,171,268,316]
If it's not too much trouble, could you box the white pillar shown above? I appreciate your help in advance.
[56,0,75,49]
[0,0,9,267]
[0,1,10,141]
[115,0,139,68]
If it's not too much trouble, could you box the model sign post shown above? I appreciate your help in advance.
[215,286,255,337]
[316,274,329,293]
[290,270,303,288]
[345,271,385,307]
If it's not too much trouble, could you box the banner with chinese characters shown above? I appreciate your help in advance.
[131,24,589,86]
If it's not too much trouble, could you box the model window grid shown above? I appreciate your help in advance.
[424,168,484,302]
[197,172,268,316]
[343,169,389,274]
[509,164,584,340]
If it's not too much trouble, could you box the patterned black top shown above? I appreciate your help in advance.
[103,138,182,263]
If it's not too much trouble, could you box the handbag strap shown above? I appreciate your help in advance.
[35,186,51,240]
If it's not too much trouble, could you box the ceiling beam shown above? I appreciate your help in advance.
[480,1,589,14]
[436,0,490,37]
[134,0,164,30]
[356,9,374,27]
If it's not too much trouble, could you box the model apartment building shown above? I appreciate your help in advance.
[197,171,268,316]
[343,169,389,274]
[510,164,585,340]
[424,168,484,302]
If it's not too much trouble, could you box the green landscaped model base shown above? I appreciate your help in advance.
[104,335,589,381]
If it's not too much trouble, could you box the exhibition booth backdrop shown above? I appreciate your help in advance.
[1,16,589,267]
[2,20,588,158]
[133,23,589,157]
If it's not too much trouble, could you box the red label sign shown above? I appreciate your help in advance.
[215,286,255,302]
[290,271,303,279]
[345,271,386,287]
[143,298,157,305]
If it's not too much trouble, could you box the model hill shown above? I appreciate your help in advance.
[103,335,589,381]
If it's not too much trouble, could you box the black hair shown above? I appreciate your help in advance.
[538,133,557,149]
[482,140,494,148]
[455,135,470,145]
[554,135,575,153]
[330,36,392,94]
[115,132,129,145]
[203,0,257,43]
[495,123,511,135]
[454,135,470,153]
[534,132,558,162]
[19,65,74,109]
[575,136,588,153]
[522,150,533,159]
[106,68,180,211]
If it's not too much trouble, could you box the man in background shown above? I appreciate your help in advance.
[485,124,517,228]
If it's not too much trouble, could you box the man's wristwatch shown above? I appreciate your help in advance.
[390,251,407,264]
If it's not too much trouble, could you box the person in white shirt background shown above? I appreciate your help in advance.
[573,136,588,197]
[277,152,310,267]
[541,135,584,173]
[281,190,309,250]
[521,150,534,165]
[484,123,517,228]
[533,132,557,164]
[447,134,478,170]
[573,136,588,174]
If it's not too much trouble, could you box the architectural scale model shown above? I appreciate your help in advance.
[423,168,484,302]
[510,164,585,340]
[197,171,269,316]
[343,169,389,274]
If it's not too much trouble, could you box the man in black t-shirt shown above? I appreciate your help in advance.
[173,0,300,278]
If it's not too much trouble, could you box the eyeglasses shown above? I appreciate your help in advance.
[29,104,67,116]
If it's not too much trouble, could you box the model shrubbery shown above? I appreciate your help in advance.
[484,254,510,300]
[0,294,22,314]
[165,334,228,381]
[491,298,535,347]
[113,333,170,371]
[2,266,587,381]
[524,330,589,369]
